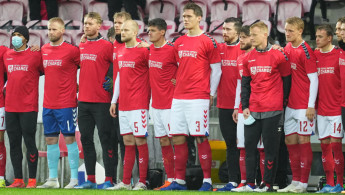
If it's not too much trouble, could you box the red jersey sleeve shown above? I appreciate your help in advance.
[207,39,221,65]
[105,42,113,64]
[73,46,80,66]
[276,50,291,77]
[304,46,317,74]
[242,54,250,77]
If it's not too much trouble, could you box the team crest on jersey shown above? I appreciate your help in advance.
[7,65,28,73]
[250,66,257,75]
[118,61,135,69]
[291,63,297,70]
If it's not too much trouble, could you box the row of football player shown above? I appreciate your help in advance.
[1,2,345,192]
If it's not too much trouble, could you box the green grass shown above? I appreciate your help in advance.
[0,189,307,195]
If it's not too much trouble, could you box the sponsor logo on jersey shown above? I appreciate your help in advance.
[250,66,272,75]
[221,60,237,67]
[340,58,345,66]
[80,54,97,61]
[7,64,28,73]
[43,60,62,68]
[118,61,135,69]
[149,60,163,69]
[291,62,297,70]
[178,50,198,58]
[317,67,334,75]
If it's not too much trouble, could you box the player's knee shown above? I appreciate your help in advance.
[123,134,136,145]
[0,131,4,142]
[159,136,170,146]
[330,137,342,143]
[298,135,310,144]
[135,137,147,146]
[285,134,298,145]
[172,135,186,145]
[64,136,75,145]
[195,136,208,144]
[45,136,59,145]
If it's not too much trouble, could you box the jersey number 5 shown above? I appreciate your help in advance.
[134,122,138,133]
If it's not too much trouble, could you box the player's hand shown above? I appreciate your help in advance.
[272,44,283,51]
[137,41,150,48]
[243,108,250,119]
[171,78,176,86]
[232,109,239,123]
[103,76,113,92]
[30,45,40,51]
[306,107,316,121]
[110,103,117,118]
[80,34,86,43]
[210,95,214,108]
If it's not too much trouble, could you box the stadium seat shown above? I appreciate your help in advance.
[0,30,11,48]
[0,20,24,31]
[58,0,84,21]
[276,0,303,33]
[166,20,176,37]
[209,32,224,44]
[209,20,224,34]
[148,0,177,21]
[167,32,183,43]
[28,31,43,47]
[179,0,207,22]
[242,0,271,23]
[74,32,84,46]
[88,0,108,21]
[64,20,83,35]
[302,0,312,14]
[38,134,68,188]
[136,20,145,34]
[177,20,208,34]
[138,32,152,45]
[210,0,239,22]
[0,1,25,21]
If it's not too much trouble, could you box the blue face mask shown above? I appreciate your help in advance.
[12,36,23,49]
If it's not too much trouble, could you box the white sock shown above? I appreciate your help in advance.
[0,176,4,180]
[167,178,173,182]
[291,180,299,186]
[203,178,212,184]
[300,182,308,189]
[241,180,246,184]
[176,179,186,185]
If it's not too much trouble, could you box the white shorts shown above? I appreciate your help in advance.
[152,108,171,138]
[284,107,316,136]
[170,99,209,136]
[119,109,148,137]
[0,107,5,131]
[317,115,344,140]
[237,113,264,149]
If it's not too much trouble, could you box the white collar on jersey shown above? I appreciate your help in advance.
[14,46,29,52]
[154,41,168,48]
[320,45,335,53]
[187,31,204,37]
[50,40,65,47]
[291,40,305,49]
[125,42,140,48]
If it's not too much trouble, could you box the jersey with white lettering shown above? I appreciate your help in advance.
[242,47,290,112]
[340,50,345,107]
[79,37,113,103]
[3,48,43,112]
[116,45,150,111]
[217,41,244,109]
[173,33,221,99]
[315,47,341,116]
[0,46,8,108]
[284,41,317,109]
[41,41,80,109]
[149,41,177,109]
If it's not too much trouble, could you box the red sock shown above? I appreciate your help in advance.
[174,142,188,181]
[259,149,265,181]
[287,144,301,182]
[0,141,6,177]
[87,175,96,183]
[321,143,335,186]
[161,145,174,179]
[105,176,113,183]
[197,139,212,179]
[239,149,246,181]
[332,142,344,187]
[123,145,136,184]
[299,143,313,183]
[137,144,149,183]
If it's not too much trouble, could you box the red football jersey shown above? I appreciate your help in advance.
[339,50,345,107]
[315,47,341,116]
[41,41,80,109]
[79,37,113,103]
[0,46,8,108]
[149,41,177,109]
[284,41,317,109]
[3,48,43,112]
[242,47,290,112]
[236,52,250,114]
[116,44,150,111]
[217,41,244,109]
[173,33,221,99]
